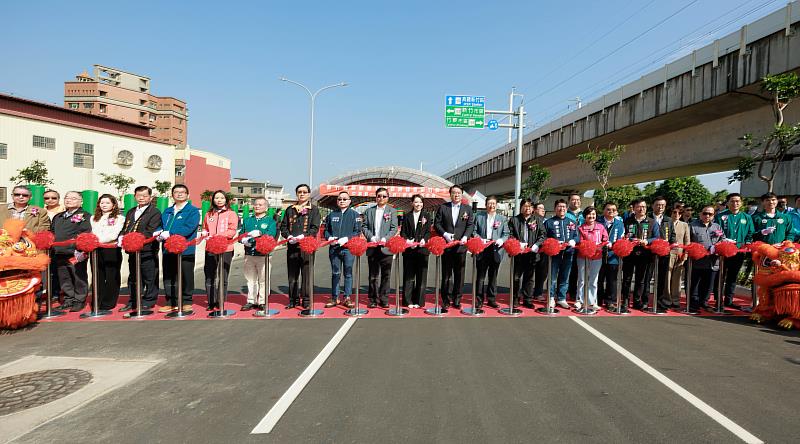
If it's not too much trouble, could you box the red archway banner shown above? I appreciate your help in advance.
[318,184,451,199]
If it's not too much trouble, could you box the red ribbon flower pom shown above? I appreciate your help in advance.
[346,237,368,257]
[32,230,55,250]
[299,236,319,255]
[122,232,146,253]
[714,241,739,258]
[75,233,100,252]
[165,235,189,254]
[648,238,671,257]
[426,236,447,256]
[205,235,230,255]
[611,238,635,258]
[575,241,598,259]
[386,236,407,255]
[684,242,708,261]
[539,237,562,257]
[503,238,523,257]
[466,237,488,255]
[255,235,278,255]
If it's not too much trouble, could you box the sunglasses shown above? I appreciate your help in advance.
[44,196,58,200]
[702,212,714,216]
[337,198,350,201]
[13,193,31,198]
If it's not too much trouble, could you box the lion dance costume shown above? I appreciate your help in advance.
[751,241,800,329]
[0,219,50,329]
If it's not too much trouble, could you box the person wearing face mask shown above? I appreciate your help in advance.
[753,192,795,244]
[544,199,580,309]
[240,197,278,311]
[323,191,361,309]
[201,190,239,311]
[575,207,608,312]
[714,193,754,310]
[401,194,432,308]
[90,194,124,311]
[434,185,474,311]
[280,184,321,310]
[598,202,625,310]
[507,198,544,308]
[50,191,92,312]
[688,205,726,313]
[118,186,162,312]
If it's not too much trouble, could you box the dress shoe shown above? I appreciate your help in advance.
[452,302,461,309]
[474,301,483,309]
[207,304,216,311]
[285,302,297,309]
[487,301,499,308]
[69,303,84,312]
[324,299,339,308]
[241,303,254,311]
[522,301,535,309]
[632,303,644,310]
[378,301,390,309]
[367,301,377,308]
[301,303,310,310]
[620,307,631,314]
[725,302,742,310]
[341,298,354,308]
[118,303,134,313]
[440,306,449,313]
[158,306,176,313]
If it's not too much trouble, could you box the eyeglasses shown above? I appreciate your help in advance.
[12,193,31,198]
[44,196,58,200]
[702,212,714,216]
[377,195,388,199]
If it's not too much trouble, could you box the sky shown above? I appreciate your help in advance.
[4,0,788,194]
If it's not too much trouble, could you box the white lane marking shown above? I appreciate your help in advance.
[569,316,763,444]
[251,317,357,434]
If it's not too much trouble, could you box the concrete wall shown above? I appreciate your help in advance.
[741,157,800,196]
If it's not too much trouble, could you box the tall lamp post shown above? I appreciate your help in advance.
[279,77,347,188]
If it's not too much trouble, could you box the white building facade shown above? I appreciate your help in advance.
[0,94,174,203]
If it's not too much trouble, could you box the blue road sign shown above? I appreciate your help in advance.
[487,119,499,130]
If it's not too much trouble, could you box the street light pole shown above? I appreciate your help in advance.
[279,77,347,188]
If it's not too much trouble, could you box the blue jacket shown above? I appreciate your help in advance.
[324,207,362,248]
[600,216,626,265]
[161,203,200,256]
[544,215,580,252]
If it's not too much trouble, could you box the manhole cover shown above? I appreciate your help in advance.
[0,369,92,416]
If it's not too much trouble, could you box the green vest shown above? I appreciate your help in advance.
[714,210,754,247]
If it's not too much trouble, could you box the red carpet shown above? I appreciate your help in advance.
[38,292,752,322]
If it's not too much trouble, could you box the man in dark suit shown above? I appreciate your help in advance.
[361,187,398,308]
[472,195,509,308]
[118,185,162,312]
[401,194,432,308]
[508,198,546,308]
[649,196,677,312]
[434,184,474,310]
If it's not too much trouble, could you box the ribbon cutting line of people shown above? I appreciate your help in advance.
[1,181,798,318]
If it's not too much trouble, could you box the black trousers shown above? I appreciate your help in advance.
[127,252,159,308]
[653,255,671,310]
[597,262,619,307]
[286,245,313,305]
[476,252,501,304]
[368,251,393,305]
[621,252,652,307]
[96,248,122,310]
[205,251,233,307]
[568,258,578,299]
[440,249,466,306]
[512,252,536,303]
[721,252,746,304]
[55,254,88,306]
[402,250,428,306]
[163,252,195,307]
[690,267,713,310]
[533,254,548,298]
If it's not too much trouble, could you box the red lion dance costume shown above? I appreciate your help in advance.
[0,220,50,329]
[751,241,800,329]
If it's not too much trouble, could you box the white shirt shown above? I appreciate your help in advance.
[451,203,460,224]
[413,210,420,227]
[375,206,385,237]
[134,204,149,221]
[486,213,495,239]
[91,213,124,243]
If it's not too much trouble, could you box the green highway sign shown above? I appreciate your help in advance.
[445,95,485,128]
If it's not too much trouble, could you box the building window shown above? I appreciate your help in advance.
[83,103,93,109]
[0,143,6,159]
[237,187,244,193]
[73,142,94,168]
[69,103,79,110]
[0,187,6,204]
[252,187,263,194]
[33,135,55,150]
[99,104,107,113]
[99,90,107,97]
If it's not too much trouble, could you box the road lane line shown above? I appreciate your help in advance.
[251,317,357,434]
[569,316,763,444]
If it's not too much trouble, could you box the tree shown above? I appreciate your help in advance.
[729,73,800,192]
[712,189,729,205]
[520,163,552,202]
[576,143,625,202]
[9,160,53,186]
[653,177,712,211]
[100,173,135,201]
[642,182,658,203]
[594,184,642,210]
[154,180,172,197]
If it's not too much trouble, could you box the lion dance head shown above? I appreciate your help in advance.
[751,241,800,329]
[0,219,50,329]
